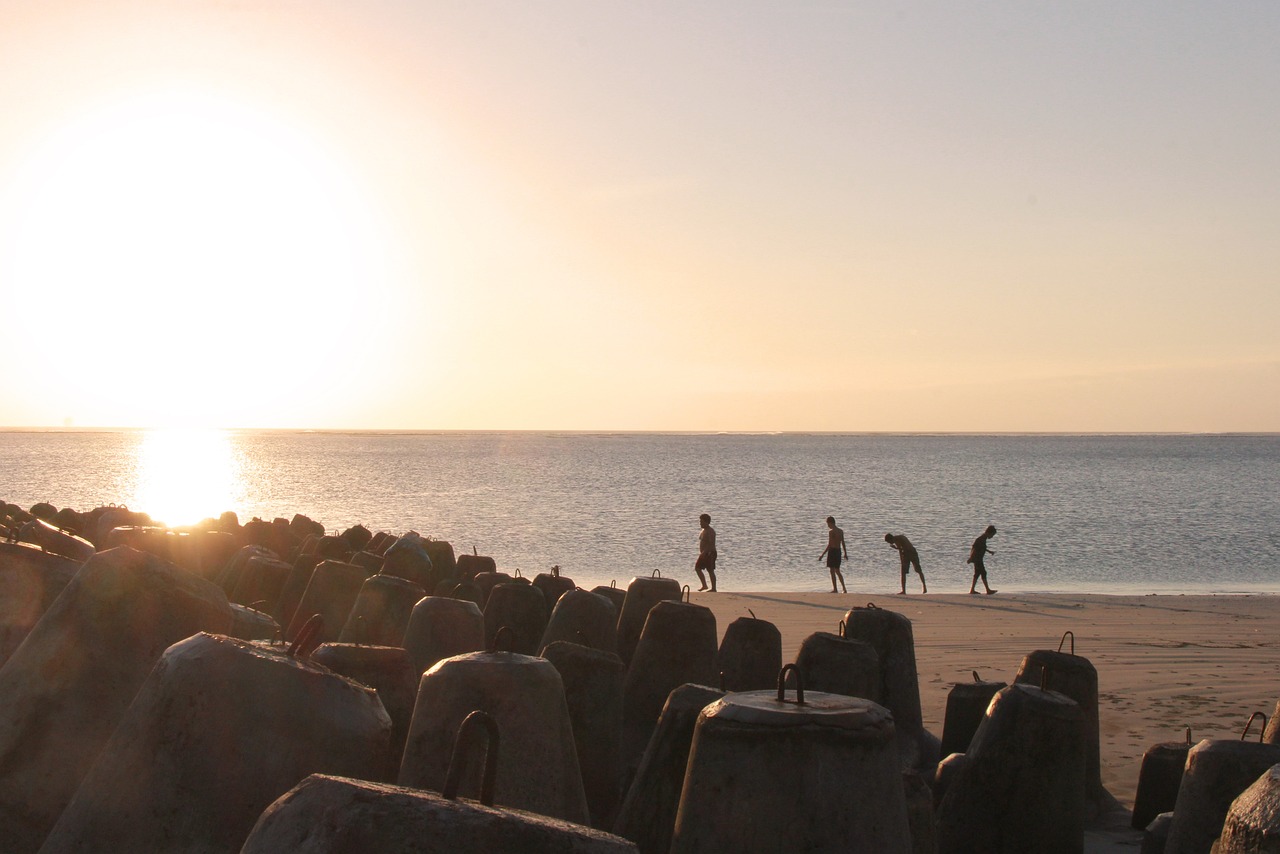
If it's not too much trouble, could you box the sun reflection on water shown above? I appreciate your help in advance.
[128,429,241,527]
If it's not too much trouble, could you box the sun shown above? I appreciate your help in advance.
[0,83,396,428]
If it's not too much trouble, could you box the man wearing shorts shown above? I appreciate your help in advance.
[967,524,998,595]
[819,516,848,593]
[695,513,717,592]
[885,532,927,594]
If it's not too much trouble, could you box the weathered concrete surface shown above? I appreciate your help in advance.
[1165,740,1280,854]
[795,630,882,702]
[0,541,80,668]
[312,642,418,781]
[402,595,486,677]
[0,546,232,853]
[616,574,681,667]
[540,589,618,656]
[1015,646,1104,800]
[715,615,782,692]
[286,559,368,644]
[241,774,638,853]
[1214,763,1280,853]
[483,582,549,655]
[338,573,425,647]
[38,633,390,854]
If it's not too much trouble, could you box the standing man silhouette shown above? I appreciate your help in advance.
[695,513,717,592]
[885,532,927,594]
[967,524,998,595]
[819,516,848,593]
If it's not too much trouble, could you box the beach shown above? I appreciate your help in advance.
[692,590,1280,846]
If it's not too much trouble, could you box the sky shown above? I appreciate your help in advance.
[0,1,1276,432]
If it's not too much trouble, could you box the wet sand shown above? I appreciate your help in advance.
[689,590,1280,849]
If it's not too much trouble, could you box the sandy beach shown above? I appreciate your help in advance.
[689,589,1280,846]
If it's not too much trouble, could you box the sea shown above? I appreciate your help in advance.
[2,430,1277,595]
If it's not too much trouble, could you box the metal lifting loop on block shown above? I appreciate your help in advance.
[1242,712,1268,742]
[681,585,691,603]
[1039,665,1051,693]
[837,619,846,637]
[492,625,516,654]
[972,670,981,683]
[748,609,757,620]
[513,568,522,578]
[248,600,267,612]
[651,569,662,578]
[776,663,806,706]
[719,671,726,692]
[1185,726,1193,745]
[1058,631,1075,655]
[442,710,501,806]
[866,602,878,610]
[551,565,560,578]
[287,614,324,659]
[610,580,617,588]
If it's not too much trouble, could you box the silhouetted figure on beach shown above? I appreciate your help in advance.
[967,524,998,595]
[885,532,926,594]
[695,513,717,592]
[819,516,848,593]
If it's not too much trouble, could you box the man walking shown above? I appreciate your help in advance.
[967,524,998,595]
[695,513,717,592]
[885,532,927,594]
[819,516,848,593]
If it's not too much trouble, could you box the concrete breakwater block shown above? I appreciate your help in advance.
[543,641,626,829]
[940,674,1007,757]
[241,774,639,853]
[0,541,80,668]
[670,686,912,853]
[616,573,682,666]
[483,581,549,655]
[217,544,277,599]
[338,573,426,647]
[16,517,96,563]
[229,553,293,615]
[398,650,589,824]
[0,546,233,854]
[1214,763,1280,853]
[273,552,321,631]
[842,604,924,734]
[381,533,435,589]
[936,683,1087,854]
[795,631,882,701]
[39,632,391,853]
[1132,735,1194,831]
[402,595,486,676]
[286,559,369,644]
[715,614,782,692]
[591,581,627,614]
[1164,739,1280,854]
[614,683,725,854]
[228,603,280,641]
[903,770,938,854]
[311,643,418,782]
[540,588,619,655]
[621,600,718,776]
[533,566,576,610]
[1014,643,1103,800]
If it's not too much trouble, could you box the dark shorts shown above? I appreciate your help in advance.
[696,552,717,571]
[971,557,987,576]
[826,550,842,570]
[899,551,921,574]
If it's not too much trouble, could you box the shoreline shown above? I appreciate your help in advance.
[687,590,1280,817]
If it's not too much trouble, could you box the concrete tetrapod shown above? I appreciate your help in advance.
[715,614,782,692]
[615,572,682,667]
[311,642,419,782]
[533,566,576,611]
[1164,739,1280,854]
[620,599,718,777]
[402,595,487,677]
[217,544,277,599]
[0,546,232,854]
[39,633,391,854]
[591,581,627,615]
[936,683,1087,854]
[338,573,426,647]
[241,773,638,853]
[940,672,1008,757]
[286,559,369,644]
[1214,763,1280,853]
[613,683,725,854]
[842,603,937,771]
[670,670,912,854]
[398,650,590,824]
[795,630,882,702]
[229,553,293,614]
[539,588,619,655]
[0,541,80,668]
[273,552,321,631]
[1132,731,1194,831]
[228,603,280,641]
[542,640,626,829]
[1013,633,1104,801]
[483,581,549,655]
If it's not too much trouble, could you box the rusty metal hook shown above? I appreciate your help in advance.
[682,584,691,603]
[651,569,663,578]
[550,565,560,578]
[719,670,726,692]
[972,670,981,683]
[776,663,805,705]
[837,619,846,637]
[442,710,500,806]
[1242,712,1268,742]
[610,579,617,588]
[1039,664,1052,692]
[287,614,324,659]
[1058,631,1075,655]
[748,609,757,620]
[247,600,267,612]
[866,602,878,610]
[512,568,522,578]
[1185,726,1193,745]
[492,625,516,654]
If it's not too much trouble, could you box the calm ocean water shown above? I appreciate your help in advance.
[2,431,1277,595]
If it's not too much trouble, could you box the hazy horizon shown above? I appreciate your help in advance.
[2,2,1277,433]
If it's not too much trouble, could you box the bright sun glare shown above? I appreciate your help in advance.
[1,84,393,428]
[128,428,240,528]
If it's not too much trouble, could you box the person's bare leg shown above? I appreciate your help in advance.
[708,569,717,592]
[836,568,846,594]
[695,567,708,591]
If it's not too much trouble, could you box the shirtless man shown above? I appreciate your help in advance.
[967,524,998,595]
[885,532,927,594]
[819,516,848,593]
[695,513,717,592]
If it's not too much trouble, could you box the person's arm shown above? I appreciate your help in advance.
[819,546,828,561]
[840,533,848,558]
